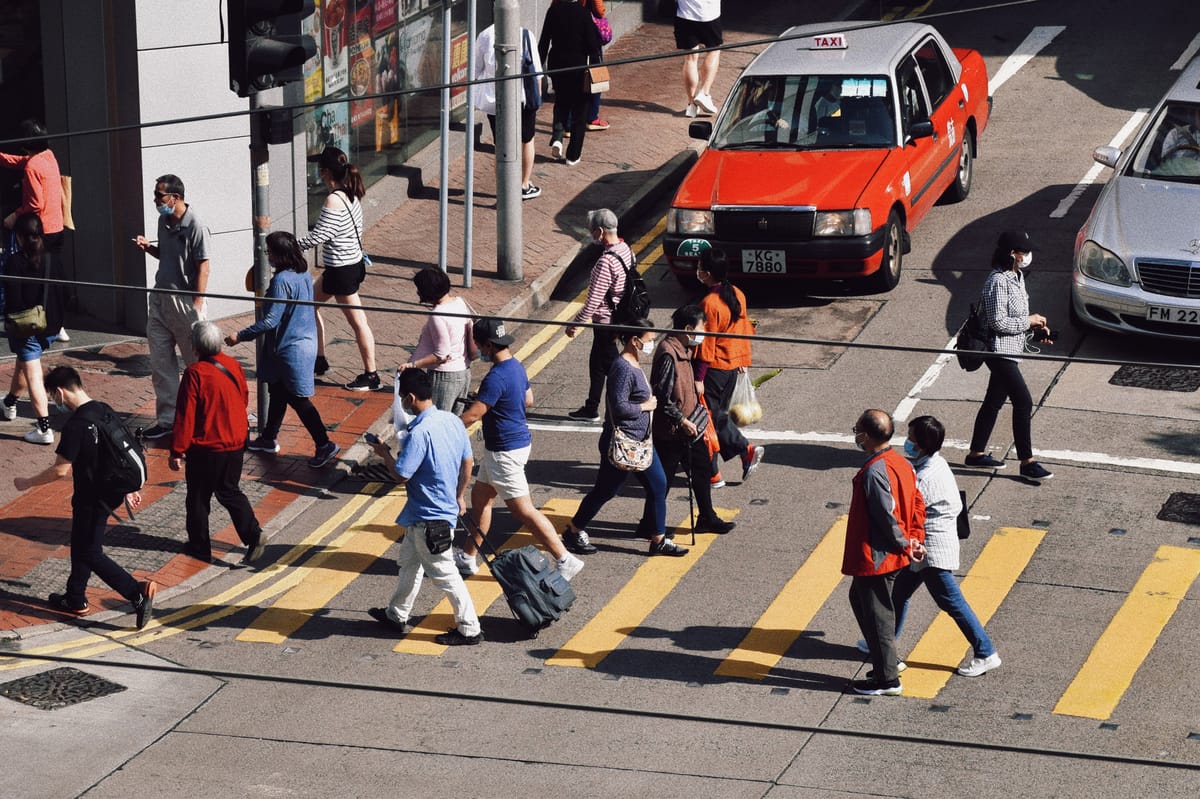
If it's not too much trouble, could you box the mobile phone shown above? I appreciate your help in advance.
[364,432,381,445]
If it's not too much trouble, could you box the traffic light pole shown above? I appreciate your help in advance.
[250,95,272,430]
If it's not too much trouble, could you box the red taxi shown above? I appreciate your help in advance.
[665,22,990,291]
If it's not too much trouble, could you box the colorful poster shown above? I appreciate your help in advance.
[349,2,376,129]
[303,0,325,103]
[374,0,397,33]
[398,14,434,89]
[450,31,469,109]
[306,100,350,171]
[373,31,404,149]
[322,0,349,94]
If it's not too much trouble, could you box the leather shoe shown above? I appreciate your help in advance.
[694,516,735,534]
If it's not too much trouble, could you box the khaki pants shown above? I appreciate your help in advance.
[147,292,205,426]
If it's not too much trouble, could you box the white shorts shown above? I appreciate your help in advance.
[476,445,532,501]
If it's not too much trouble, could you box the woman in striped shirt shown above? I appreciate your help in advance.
[300,146,380,392]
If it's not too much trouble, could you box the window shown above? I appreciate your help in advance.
[896,58,930,133]
[912,39,954,107]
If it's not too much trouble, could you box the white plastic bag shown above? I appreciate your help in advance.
[392,369,412,449]
[728,371,762,427]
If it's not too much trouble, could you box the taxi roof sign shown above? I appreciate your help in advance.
[809,33,847,50]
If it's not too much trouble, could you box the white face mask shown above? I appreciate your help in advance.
[640,339,655,355]
[1016,252,1033,269]
[687,332,705,347]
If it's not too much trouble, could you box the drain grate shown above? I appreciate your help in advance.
[1158,493,1200,525]
[1109,365,1200,392]
[349,462,398,483]
[0,667,126,710]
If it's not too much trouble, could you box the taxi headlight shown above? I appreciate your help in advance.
[813,209,872,237]
[668,208,715,236]
[1077,240,1131,287]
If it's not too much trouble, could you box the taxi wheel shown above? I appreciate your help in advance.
[943,131,974,203]
[869,212,904,292]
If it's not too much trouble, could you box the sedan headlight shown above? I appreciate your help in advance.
[668,208,715,236]
[813,209,872,237]
[1077,240,1132,287]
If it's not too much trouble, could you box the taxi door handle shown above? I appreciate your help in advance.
[958,99,965,109]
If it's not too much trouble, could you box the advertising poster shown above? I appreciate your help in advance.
[322,0,349,94]
[397,14,434,89]
[349,1,376,132]
[374,31,404,149]
[303,0,325,103]
[306,100,350,184]
[374,0,397,33]
[450,31,469,109]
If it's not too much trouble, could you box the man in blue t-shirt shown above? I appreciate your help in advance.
[455,318,584,582]
[365,368,482,645]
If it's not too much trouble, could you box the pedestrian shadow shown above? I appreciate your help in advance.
[57,348,152,378]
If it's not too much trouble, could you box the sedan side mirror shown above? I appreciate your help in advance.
[1092,145,1121,169]
[689,121,713,141]
[907,120,934,142]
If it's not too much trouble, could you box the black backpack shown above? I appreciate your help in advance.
[80,403,148,509]
[608,249,650,326]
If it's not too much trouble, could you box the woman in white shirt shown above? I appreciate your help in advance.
[299,146,379,392]
[401,268,478,412]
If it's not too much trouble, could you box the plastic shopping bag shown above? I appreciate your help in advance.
[728,371,762,427]
[392,369,413,449]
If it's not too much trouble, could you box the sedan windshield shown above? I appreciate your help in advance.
[1126,102,1200,183]
[710,75,896,150]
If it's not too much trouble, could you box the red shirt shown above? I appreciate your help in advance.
[171,353,250,456]
[0,150,63,234]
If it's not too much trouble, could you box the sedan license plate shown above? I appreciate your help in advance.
[742,249,786,274]
[1147,306,1200,325]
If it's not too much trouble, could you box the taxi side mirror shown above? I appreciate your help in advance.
[907,120,934,142]
[689,121,713,141]
[1092,145,1121,169]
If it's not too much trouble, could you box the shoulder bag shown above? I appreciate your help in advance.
[3,253,50,338]
[955,302,989,372]
[606,393,652,471]
[593,13,613,46]
[584,56,610,94]
[335,192,372,268]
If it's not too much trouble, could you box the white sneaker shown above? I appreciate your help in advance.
[24,425,54,445]
[694,92,718,115]
[56,327,70,342]
[957,652,1001,677]
[684,103,698,118]
[453,547,478,577]
[1,401,16,421]
[557,553,584,582]
[551,140,564,159]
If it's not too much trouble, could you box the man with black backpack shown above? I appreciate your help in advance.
[13,366,157,629]
[563,208,645,422]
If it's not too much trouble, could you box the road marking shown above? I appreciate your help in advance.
[892,338,956,424]
[546,509,737,669]
[391,498,579,655]
[989,26,1066,93]
[1053,545,1200,720]
[1049,109,1149,219]
[1170,33,1200,70]
[236,491,409,643]
[900,526,1045,698]
[715,516,846,680]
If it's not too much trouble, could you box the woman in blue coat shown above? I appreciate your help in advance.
[226,232,340,469]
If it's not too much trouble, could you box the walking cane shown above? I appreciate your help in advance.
[682,445,697,546]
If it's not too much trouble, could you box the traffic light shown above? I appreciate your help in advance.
[228,0,317,98]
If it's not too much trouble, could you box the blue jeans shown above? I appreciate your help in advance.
[572,429,667,535]
[893,566,996,658]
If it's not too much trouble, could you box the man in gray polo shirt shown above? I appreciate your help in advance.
[134,173,211,440]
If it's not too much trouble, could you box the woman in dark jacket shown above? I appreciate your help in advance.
[538,0,603,165]
[2,213,66,445]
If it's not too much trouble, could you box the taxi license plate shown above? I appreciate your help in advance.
[1147,306,1200,325]
[742,249,786,274]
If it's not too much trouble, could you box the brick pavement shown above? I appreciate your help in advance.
[0,9,779,636]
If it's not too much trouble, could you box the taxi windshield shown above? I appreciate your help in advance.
[710,75,896,150]
[1126,102,1200,183]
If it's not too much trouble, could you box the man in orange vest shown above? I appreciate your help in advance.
[843,409,926,696]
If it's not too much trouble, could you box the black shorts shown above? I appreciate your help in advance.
[674,17,723,50]
[487,106,537,144]
[320,260,366,297]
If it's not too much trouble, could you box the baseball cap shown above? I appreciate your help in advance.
[307,145,348,172]
[997,230,1035,252]
[473,317,515,347]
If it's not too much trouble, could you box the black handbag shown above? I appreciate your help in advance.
[684,401,709,442]
[955,303,989,372]
[423,519,453,554]
[956,490,971,540]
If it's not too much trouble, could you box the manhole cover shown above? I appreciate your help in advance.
[1158,493,1200,525]
[1109,365,1200,392]
[0,667,126,710]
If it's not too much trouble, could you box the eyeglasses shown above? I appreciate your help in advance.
[152,191,175,201]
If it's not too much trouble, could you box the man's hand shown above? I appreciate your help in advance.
[457,495,468,517]
[909,539,927,562]
[224,334,239,347]
[126,492,143,511]
[564,326,579,339]
[168,456,184,472]
[134,235,151,252]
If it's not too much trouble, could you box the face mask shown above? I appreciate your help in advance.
[1014,252,1032,269]
[480,352,493,363]
[157,200,175,217]
[853,431,867,452]
[52,392,68,414]
[687,332,705,347]
[903,439,921,460]
[640,340,655,355]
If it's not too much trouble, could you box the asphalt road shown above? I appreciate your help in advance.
[8,1,1200,797]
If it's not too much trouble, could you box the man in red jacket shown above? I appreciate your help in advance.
[843,409,926,696]
[169,321,263,565]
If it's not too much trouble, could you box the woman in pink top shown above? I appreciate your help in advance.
[401,268,478,412]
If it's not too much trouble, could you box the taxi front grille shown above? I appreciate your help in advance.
[1138,260,1200,298]
[715,211,815,242]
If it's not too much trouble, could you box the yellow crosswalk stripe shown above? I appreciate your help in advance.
[1053,544,1200,720]
[236,491,409,643]
[391,498,581,655]
[715,516,847,680]
[546,508,737,669]
[901,526,1045,699]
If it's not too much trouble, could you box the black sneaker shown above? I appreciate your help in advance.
[345,371,381,392]
[48,592,89,615]
[964,453,1006,468]
[848,677,901,696]
[1020,461,1054,481]
[521,184,542,200]
[649,538,689,557]
[247,437,280,454]
[567,406,601,422]
[367,607,413,635]
[308,440,341,468]
[242,537,266,566]
[134,580,158,630]
[562,528,598,554]
[141,424,173,440]
[694,516,736,535]
[435,627,483,646]
[314,355,330,376]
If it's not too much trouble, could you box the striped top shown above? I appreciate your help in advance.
[297,190,364,267]
[913,452,963,571]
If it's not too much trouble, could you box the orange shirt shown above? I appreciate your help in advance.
[697,284,753,370]
[0,150,63,234]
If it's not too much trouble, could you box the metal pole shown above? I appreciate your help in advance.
[438,0,452,272]
[494,0,522,280]
[249,95,272,429]
[463,0,476,288]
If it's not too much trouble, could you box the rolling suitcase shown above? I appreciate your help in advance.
[459,515,575,638]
